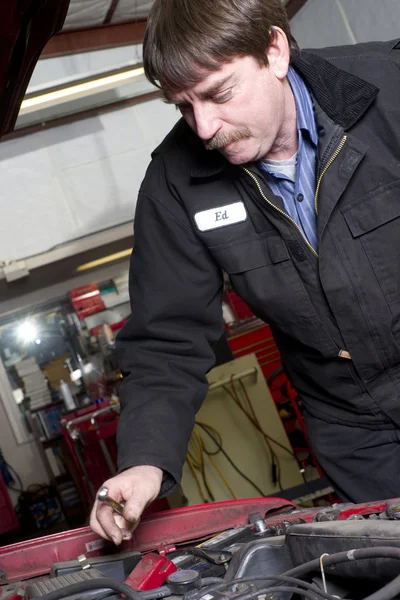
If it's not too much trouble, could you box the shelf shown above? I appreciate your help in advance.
[40,435,63,448]
[30,402,64,414]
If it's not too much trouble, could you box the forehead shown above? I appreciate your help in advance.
[164,58,242,102]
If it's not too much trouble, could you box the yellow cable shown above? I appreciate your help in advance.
[186,453,207,503]
[208,454,237,499]
[191,430,214,499]
[188,431,213,501]
[191,422,237,500]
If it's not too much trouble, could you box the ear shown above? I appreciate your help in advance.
[266,27,290,80]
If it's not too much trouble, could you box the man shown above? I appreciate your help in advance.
[91,0,400,544]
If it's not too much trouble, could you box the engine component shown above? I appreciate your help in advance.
[25,573,142,600]
[189,548,232,565]
[167,570,201,594]
[286,521,400,582]
[225,537,291,581]
[25,568,113,599]
[248,513,267,534]
[126,553,177,591]
[50,549,142,580]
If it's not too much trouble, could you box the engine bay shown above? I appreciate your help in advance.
[1,498,400,600]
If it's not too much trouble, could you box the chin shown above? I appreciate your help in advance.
[221,150,256,165]
[220,141,258,165]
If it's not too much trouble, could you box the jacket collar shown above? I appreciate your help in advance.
[293,51,379,129]
[191,51,379,179]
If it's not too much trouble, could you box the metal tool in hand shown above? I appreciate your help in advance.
[97,487,125,516]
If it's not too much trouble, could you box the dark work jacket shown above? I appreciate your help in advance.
[116,39,400,495]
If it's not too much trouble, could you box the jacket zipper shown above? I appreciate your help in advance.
[314,135,347,214]
[242,166,318,258]
[243,135,348,259]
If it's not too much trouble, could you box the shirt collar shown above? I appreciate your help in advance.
[287,66,318,147]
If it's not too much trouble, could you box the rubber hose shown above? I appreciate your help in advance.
[200,578,226,586]
[283,546,400,579]
[222,585,327,600]
[184,574,334,600]
[140,587,172,600]
[363,573,400,600]
[31,578,142,600]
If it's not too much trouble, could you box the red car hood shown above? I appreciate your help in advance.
[0,0,70,138]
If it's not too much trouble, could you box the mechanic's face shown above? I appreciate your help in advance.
[165,28,295,164]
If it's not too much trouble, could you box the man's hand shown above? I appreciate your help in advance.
[90,465,163,544]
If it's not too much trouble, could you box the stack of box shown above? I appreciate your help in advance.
[42,354,71,390]
[15,357,51,410]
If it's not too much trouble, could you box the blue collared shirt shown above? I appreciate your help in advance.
[258,67,318,251]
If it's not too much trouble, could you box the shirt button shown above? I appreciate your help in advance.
[297,193,304,202]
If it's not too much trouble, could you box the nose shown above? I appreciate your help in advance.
[192,103,220,141]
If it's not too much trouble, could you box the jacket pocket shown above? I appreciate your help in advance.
[342,180,400,236]
[211,233,289,273]
[210,232,339,358]
[341,180,400,316]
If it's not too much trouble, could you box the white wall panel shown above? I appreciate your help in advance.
[291,0,354,49]
[343,0,400,43]
[291,0,400,49]
[0,99,179,262]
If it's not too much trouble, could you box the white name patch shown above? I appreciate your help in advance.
[194,202,247,232]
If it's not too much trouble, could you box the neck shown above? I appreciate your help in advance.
[264,79,298,161]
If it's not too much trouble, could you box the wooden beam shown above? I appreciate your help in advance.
[285,0,309,19]
[41,20,147,58]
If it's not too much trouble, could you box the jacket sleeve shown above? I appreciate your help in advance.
[116,178,225,496]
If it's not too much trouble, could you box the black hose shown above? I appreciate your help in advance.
[140,587,172,600]
[200,578,226,586]
[283,546,400,579]
[141,577,226,600]
[364,573,400,600]
[31,578,142,600]
[282,547,400,600]
[185,574,335,600]
[225,585,328,600]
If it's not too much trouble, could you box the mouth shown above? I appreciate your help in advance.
[204,130,251,152]
[222,139,241,151]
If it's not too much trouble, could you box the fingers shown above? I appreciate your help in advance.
[89,505,110,542]
[120,475,157,527]
[90,466,163,543]
[90,499,128,545]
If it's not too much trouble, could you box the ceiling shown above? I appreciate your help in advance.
[62,0,153,30]
[41,0,306,58]
[61,0,293,31]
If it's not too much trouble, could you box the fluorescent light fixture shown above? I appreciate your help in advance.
[76,248,133,272]
[19,67,145,115]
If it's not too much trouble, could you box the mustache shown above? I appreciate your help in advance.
[204,128,251,151]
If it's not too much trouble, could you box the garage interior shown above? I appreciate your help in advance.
[0,0,397,547]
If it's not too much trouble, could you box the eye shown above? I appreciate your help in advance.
[212,89,233,103]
